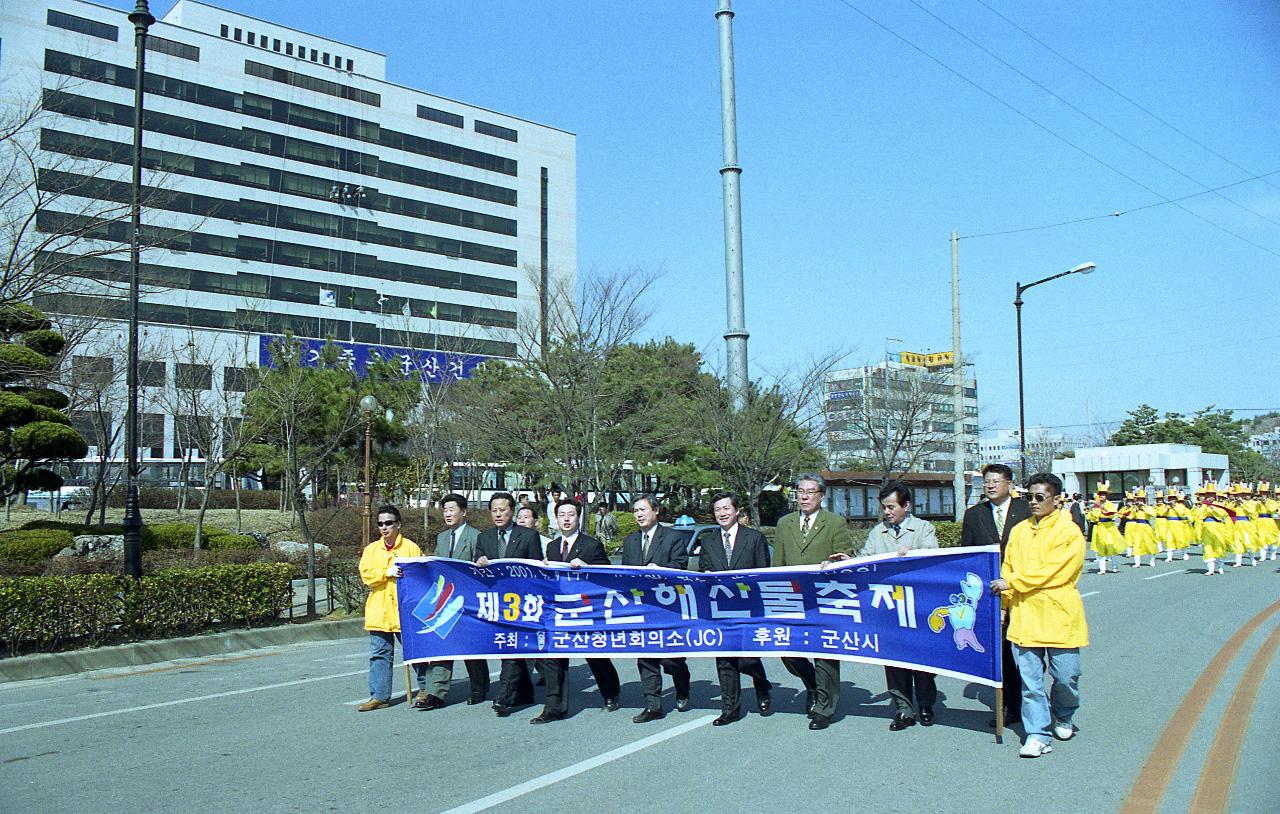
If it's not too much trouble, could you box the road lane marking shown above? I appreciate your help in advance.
[438,714,716,814]
[1187,622,1280,813]
[1142,569,1188,580]
[1081,591,1101,597]
[0,669,365,735]
[88,651,279,679]
[1119,599,1280,814]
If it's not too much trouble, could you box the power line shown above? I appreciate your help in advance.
[973,0,1280,196]
[830,0,1280,259]
[910,0,1280,230]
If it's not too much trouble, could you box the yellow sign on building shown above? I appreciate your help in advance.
[899,351,954,368]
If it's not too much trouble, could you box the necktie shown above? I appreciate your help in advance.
[995,506,1005,537]
[801,515,811,538]
[448,528,456,558]
[561,538,570,561]
[891,524,901,536]
[498,527,507,555]
[722,530,733,562]
[642,530,652,562]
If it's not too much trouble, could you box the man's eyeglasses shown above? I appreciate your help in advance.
[1026,493,1052,503]
[376,520,399,527]
[795,489,822,496]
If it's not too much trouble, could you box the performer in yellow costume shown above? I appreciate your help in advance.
[1257,482,1278,561]
[1228,483,1258,567]
[1194,483,1232,575]
[1085,481,1122,574]
[1120,489,1158,567]
[1152,490,1170,558]
[1164,490,1192,561]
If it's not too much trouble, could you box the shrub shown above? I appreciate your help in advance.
[146,522,199,550]
[206,533,259,551]
[0,562,294,656]
[935,521,963,548]
[105,487,285,510]
[0,529,74,564]
[757,490,789,526]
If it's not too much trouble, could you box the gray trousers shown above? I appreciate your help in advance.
[783,656,840,719]
[425,659,490,702]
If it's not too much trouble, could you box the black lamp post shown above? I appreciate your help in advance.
[1015,261,1096,481]
[122,0,153,579]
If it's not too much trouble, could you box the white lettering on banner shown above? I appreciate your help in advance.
[708,582,751,619]
[552,594,592,627]
[758,580,806,618]
[477,592,500,622]
[521,594,544,622]
[493,632,517,649]
[604,589,644,625]
[815,580,862,621]
[652,583,699,620]
[869,583,917,628]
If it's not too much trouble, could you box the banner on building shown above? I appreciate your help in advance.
[396,546,1002,686]
[257,335,485,381]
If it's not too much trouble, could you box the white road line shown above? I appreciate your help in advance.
[438,714,716,814]
[0,669,364,735]
[1081,591,1101,598]
[1143,569,1189,580]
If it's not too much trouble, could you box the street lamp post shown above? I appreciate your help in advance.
[359,394,379,545]
[122,0,154,579]
[1015,262,1096,479]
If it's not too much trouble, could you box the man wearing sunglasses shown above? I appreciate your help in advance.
[990,473,1089,759]
[356,505,428,711]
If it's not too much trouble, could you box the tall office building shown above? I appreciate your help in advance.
[0,0,575,483]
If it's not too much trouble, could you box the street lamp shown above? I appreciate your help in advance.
[122,0,154,579]
[359,394,379,544]
[1015,262,1096,479]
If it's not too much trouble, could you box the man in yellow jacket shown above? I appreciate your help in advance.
[357,505,427,711]
[990,473,1088,759]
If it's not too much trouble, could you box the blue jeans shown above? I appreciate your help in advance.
[368,631,427,701]
[1011,643,1081,743]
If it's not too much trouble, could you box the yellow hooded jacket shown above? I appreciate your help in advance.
[1001,508,1089,649]
[359,533,423,632]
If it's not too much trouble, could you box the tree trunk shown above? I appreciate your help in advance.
[232,463,243,532]
[193,479,213,553]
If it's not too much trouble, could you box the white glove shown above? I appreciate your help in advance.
[386,564,402,579]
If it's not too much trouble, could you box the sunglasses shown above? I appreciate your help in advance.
[376,520,399,527]
[1026,493,1053,503]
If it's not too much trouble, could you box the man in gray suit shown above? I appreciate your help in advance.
[418,493,490,709]
[624,494,692,722]
[865,481,939,731]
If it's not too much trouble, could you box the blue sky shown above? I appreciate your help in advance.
[109,0,1280,437]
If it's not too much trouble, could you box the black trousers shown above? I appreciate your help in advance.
[536,658,621,716]
[425,659,490,702]
[884,666,936,713]
[715,657,770,717]
[783,656,840,719]
[637,657,691,710]
[1001,623,1022,719]
[495,659,535,707]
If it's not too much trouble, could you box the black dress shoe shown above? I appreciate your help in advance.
[675,695,691,713]
[530,711,566,725]
[493,705,512,718]
[808,715,831,731]
[712,713,739,727]
[919,706,934,726]
[603,696,620,712]
[805,690,817,717]
[418,696,446,711]
[467,696,486,706]
[889,712,916,731]
[757,690,772,715]
[632,709,664,723]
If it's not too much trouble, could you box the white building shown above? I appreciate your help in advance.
[2,0,575,485]
[1250,430,1280,465]
[979,427,1083,469]
[1051,444,1229,498]
[825,355,979,474]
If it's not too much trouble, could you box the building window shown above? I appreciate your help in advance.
[139,360,166,387]
[146,35,200,62]
[310,48,318,61]
[47,10,119,41]
[418,105,463,128]
[220,24,229,38]
[475,120,518,142]
[175,363,213,390]
[346,58,354,71]
[247,32,255,46]
[321,52,330,65]
[285,43,293,56]
[273,38,281,51]
[140,413,165,459]
[223,367,252,392]
[73,355,113,385]
[234,28,242,41]
[259,33,268,47]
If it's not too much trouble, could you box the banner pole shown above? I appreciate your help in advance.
[404,662,413,709]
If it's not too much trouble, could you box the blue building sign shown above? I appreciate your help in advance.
[257,335,486,381]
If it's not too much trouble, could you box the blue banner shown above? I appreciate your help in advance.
[257,335,485,381]
[396,546,1002,687]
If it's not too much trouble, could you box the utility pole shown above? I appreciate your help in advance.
[951,231,965,520]
[716,0,749,410]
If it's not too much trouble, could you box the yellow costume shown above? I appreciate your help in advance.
[1085,482,1123,572]
[1120,491,1158,565]
[1165,496,1193,558]
[1193,484,1232,575]
[1257,483,1278,559]
[1152,490,1170,552]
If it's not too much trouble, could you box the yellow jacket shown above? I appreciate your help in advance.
[1001,508,1088,649]
[359,533,423,632]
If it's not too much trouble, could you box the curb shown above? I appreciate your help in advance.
[0,616,367,683]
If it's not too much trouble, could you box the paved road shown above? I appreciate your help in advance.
[2,556,1276,813]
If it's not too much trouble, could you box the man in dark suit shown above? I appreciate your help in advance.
[960,463,1030,726]
[774,473,855,731]
[623,494,692,723]
[700,490,773,727]
[419,492,489,709]
[530,499,622,724]
[475,491,543,717]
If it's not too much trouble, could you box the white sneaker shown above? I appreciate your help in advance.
[1053,722,1076,741]
[1019,739,1053,758]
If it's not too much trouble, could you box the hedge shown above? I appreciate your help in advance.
[105,487,284,510]
[0,562,293,656]
[0,529,75,564]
